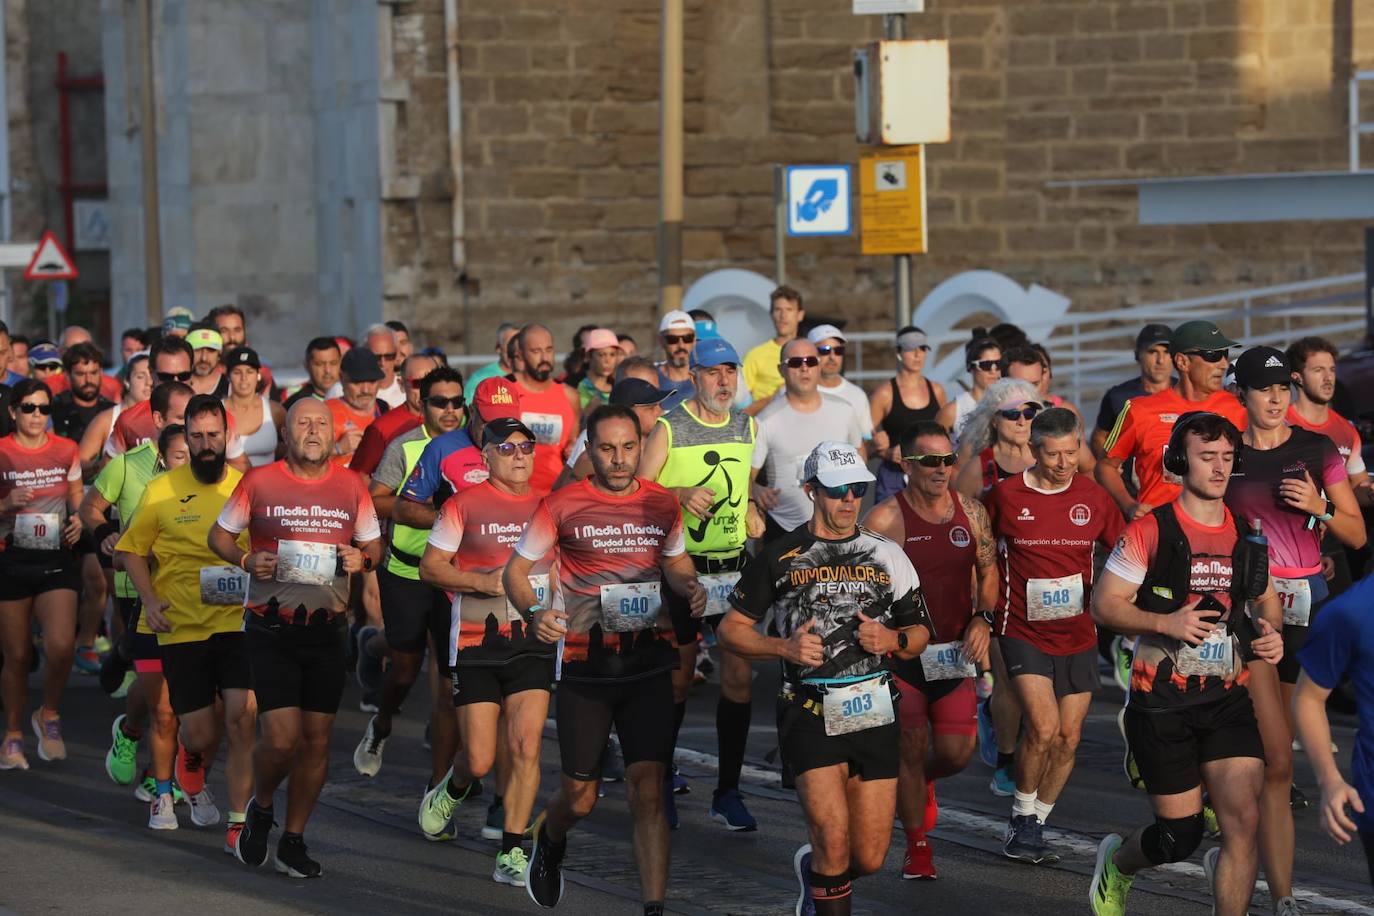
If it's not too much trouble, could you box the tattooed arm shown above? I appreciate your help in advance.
[960,494,998,666]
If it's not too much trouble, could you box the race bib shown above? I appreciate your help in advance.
[1026,574,1084,621]
[699,572,740,617]
[1175,629,1234,678]
[13,512,60,550]
[821,677,896,737]
[599,581,662,632]
[275,540,337,586]
[523,412,564,447]
[505,573,550,623]
[1274,576,1313,627]
[920,641,977,681]
[200,565,248,606]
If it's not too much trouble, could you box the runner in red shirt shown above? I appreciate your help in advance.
[510,324,580,493]
[1286,335,1370,504]
[326,347,388,467]
[985,408,1123,864]
[209,398,382,877]
[862,419,998,880]
[0,379,84,771]
[1099,321,1248,518]
[509,404,705,911]
[349,353,442,477]
[415,418,553,883]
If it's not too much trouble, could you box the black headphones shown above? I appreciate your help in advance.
[1162,411,1244,477]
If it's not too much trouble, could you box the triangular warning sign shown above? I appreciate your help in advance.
[24,231,77,281]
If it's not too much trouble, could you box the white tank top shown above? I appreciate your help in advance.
[237,396,278,467]
[951,390,978,444]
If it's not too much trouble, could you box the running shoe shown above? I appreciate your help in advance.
[525,823,566,908]
[353,715,387,777]
[1003,814,1045,863]
[525,809,545,841]
[135,771,187,805]
[923,779,939,833]
[111,670,136,699]
[148,792,178,830]
[73,645,101,675]
[224,821,244,855]
[188,787,221,827]
[494,847,529,886]
[94,635,113,655]
[976,699,998,769]
[1117,708,1144,791]
[600,739,625,783]
[275,834,322,878]
[1275,896,1300,915]
[1110,635,1133,693]
[1203,845,1219,898]
[709,788,758,832]
[902,838,937,880]
[30,710,66,761]
[1089,833,1132,915]
[671,765,690,795]
[0,736,28,771]
[975,670,994,701]
[482,798,505,841]
[99,647,131,695]
[794,844,815,916]
[355,625,384,693]
[235,798,275,867]
[1291,784,1311,809]
[693,651,714,685]
[1202,804,1220,838]
[105,714,139,785]
[989,766,1015,797]
[419,769,476,839]
[1292,737,1339,753]
[176,745,206,796]
[358,691,380,714]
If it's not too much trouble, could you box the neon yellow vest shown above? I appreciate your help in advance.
[654,404,755,557]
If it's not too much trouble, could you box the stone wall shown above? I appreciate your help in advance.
[382,0,1374,359]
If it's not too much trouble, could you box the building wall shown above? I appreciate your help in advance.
[381,0,1374,359]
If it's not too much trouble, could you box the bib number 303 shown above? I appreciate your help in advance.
[821,677,895,737]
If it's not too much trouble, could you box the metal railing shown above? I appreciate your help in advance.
[1351,70,1374,172]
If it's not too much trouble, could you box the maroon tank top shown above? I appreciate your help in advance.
[896,492,976,641]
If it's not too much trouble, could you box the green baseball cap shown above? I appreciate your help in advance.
[1168,320,1240,354]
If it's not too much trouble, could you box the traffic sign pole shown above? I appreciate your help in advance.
[773,165,786,285]
[886,13,912,330]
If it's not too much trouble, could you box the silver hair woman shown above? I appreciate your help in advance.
[955,378,1044,498]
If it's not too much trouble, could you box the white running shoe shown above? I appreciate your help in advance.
[353,716,387,778]
[188,787,221,827]
[148,793,179,830]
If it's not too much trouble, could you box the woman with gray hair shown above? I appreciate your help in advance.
[955,378,1043,499]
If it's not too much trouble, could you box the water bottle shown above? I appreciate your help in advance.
[1241,518,1269,598]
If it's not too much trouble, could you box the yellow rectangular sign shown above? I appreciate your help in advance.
[859,145,927,255]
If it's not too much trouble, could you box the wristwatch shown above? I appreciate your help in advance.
[1315,499,1335,522]
[896,631,908,651]
[975,608,996,628]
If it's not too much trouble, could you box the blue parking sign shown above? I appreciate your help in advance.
[785,165,853,237]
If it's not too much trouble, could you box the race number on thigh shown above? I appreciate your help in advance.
[275,540,337,587]
[13,512,60,550]
[920,641,977,681]
[200,565,248,606]
[1026,574,1084,622]
[821,677,895,737]
[1273,576,1313,627]
[1174,629,1234,678]
[505,574,550,623]
[599,581,662,632]
[699,572,740,618]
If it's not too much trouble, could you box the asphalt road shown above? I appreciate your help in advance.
[1,651,1370,915]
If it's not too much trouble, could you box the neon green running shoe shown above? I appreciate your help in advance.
[493,846,528,886]
[105,715,139,785]
[1089,833,1133,916]
[418,768,477,840]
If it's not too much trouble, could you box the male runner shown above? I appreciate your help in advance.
[352,366,465,784]
[418,418,553,884]
[986,407,1123,863]
[514,404,705,914]
[362,323,406,409]
[210,398,382,878]
[283,337,342,408]
[326,347,387,466]
[1090,411,1283,916]
[510,324,579,494]
[861,419,997,879]
[117,396,252,847]
[742,286,804,404]
[348,352,441,477]
[719,440,932,916]
[1285,336,1367,489]
[1092,324,1173,458]
[639,335,764,831]
[655,310,697,411]
[186,328,228,398]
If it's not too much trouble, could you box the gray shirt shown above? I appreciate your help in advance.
[752,393,865,531]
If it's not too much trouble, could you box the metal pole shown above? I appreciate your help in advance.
[885,14,912,330]
[658,0,684,314]
[138,0,163,326]
[1365,226,1373,338]
[773,165,786,285]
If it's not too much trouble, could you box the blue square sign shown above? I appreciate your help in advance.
[785,165,853,237]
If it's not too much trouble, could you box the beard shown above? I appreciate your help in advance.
[74,383,99,402]
[190,448,227,484]
[528,361,553,382]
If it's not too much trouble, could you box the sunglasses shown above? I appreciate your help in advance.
[157,370,193,383]
[816,345,846,357]
[17,401,52,415]
[969,359,1001,372]
[815,481,868,499]
[426,395,465,410]
[1186,349,1229,363]
[998,405,1041,422]
[663,334,695,346]
[904,452,956,467]
[784,356,820,369]
[373,351,398,363]
[491,440,536,456]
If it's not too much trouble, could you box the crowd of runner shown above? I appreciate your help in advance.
[0,292,1371,916]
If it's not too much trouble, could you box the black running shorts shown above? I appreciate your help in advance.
[998,635,1098,698]
[555,672,674,781]
[0,551,80,600]
[451,655,554,707]
[244,613,348,714]
[378,565,450,663]
[777,682,900,781]
[160,631,251,715]
[1123,687,1266,796]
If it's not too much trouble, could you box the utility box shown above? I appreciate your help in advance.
[853,40,950,146]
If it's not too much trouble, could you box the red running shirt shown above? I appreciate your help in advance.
[985,471,1123,657]
[896,493,976,641]
[514,380,578,494]
[1286,404,1366,477]
[514,478,685,682]
[216,461,381,616]
[1104,388,1248,509]
[428,481,552,667]
[108,399,244,460]
[0,433,80,551]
